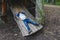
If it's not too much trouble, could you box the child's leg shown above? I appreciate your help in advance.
[23,20,32,33]
[27,19,39,26]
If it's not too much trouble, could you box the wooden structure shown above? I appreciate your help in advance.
[1,0,44,36]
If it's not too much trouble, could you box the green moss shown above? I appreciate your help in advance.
[37,6,45,24]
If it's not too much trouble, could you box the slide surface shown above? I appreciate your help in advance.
[10,6,43,36]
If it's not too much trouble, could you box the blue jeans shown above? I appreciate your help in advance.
[23,18,39,33]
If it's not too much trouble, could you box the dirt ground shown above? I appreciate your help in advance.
[0,5,60,40]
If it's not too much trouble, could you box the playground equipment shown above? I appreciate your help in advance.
[1,0,44,36]
[10,6,43,36]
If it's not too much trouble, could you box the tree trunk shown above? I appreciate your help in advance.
[0,0,2,16]
[36,0,45,24]
[52,0,56,5]
[2,0,7,16]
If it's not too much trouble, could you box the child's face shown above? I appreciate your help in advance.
[15,8,19,13]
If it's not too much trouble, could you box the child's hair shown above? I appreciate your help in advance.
[13,6,23,13]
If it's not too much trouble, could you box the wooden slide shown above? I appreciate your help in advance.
[10,6,43,36]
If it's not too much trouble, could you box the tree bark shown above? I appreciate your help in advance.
[36,0,45,24]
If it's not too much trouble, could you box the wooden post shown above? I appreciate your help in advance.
[2,0,7,15]
[23,0,27,7]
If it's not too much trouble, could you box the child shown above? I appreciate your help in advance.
[15,7,39,33]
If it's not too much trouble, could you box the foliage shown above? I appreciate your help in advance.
[44,0,60,5]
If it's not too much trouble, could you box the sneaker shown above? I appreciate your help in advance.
[28,30,32,34]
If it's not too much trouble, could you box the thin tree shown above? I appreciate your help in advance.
[52,0,56,5]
